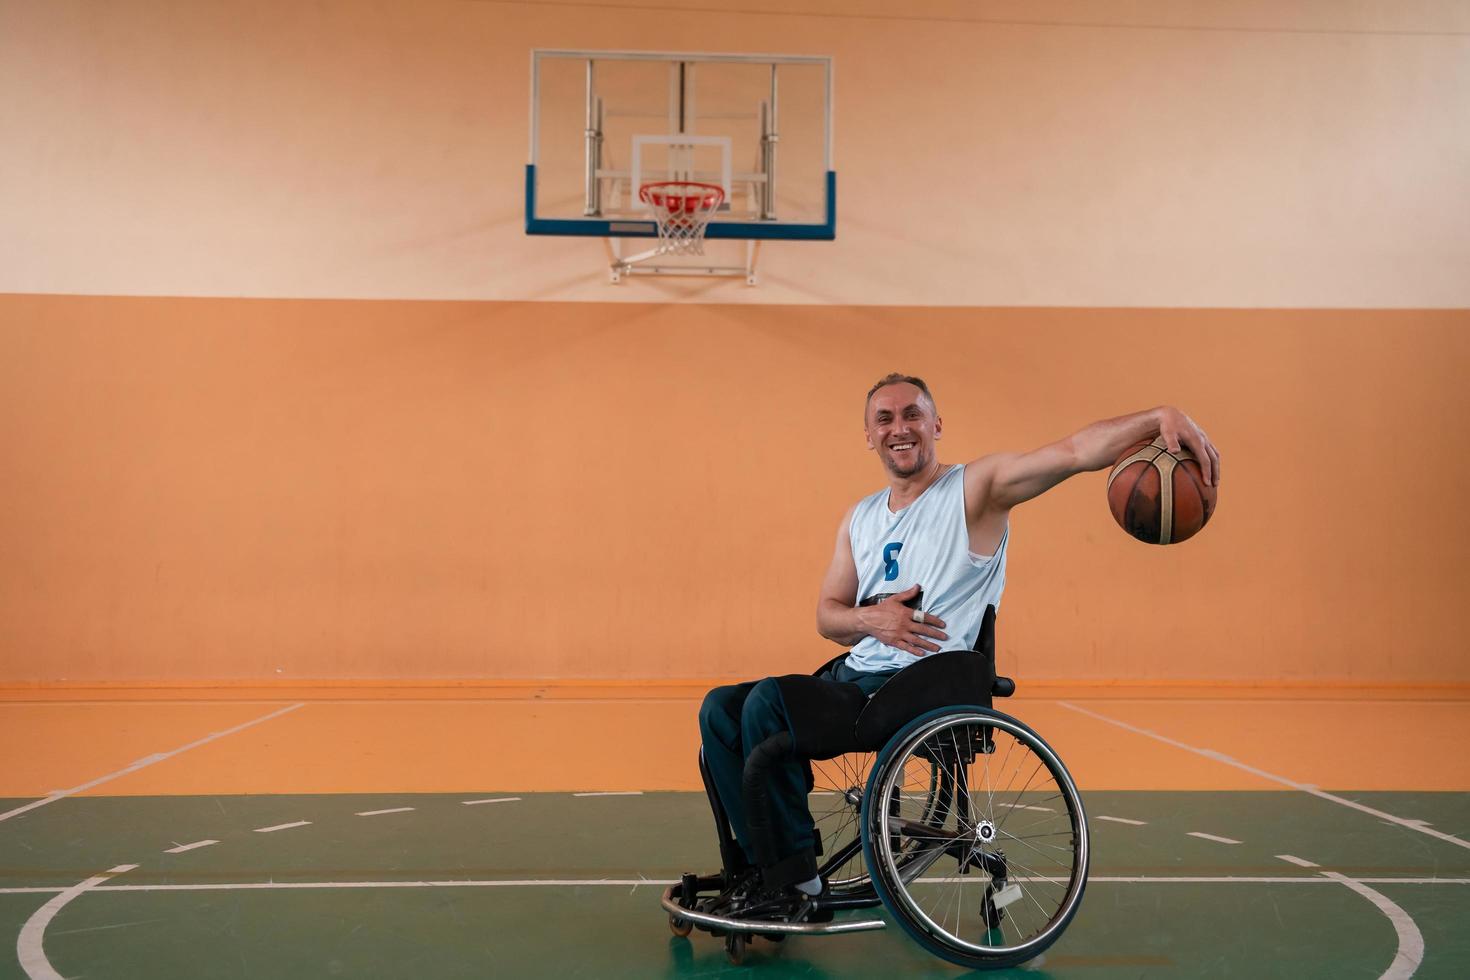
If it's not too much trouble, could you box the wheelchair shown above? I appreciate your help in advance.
[662,605,1090,969]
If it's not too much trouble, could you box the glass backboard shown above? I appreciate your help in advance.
[527,50,835,242]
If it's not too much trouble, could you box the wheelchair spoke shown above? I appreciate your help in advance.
[992,854,1075,929]
[983,741,1035,828]
[992,831,1078,899]
[992,758,1048,838]
[898,838,952,884]
[995,844,1077,886]
[998,863,1070,904]
[993,790,1065,816]
[954,859,966,938]
[947,727,969,828]
[981,729,1018,822]
[1001,808,1072,837]
[809,751,876,889]
[998,829,1076,853]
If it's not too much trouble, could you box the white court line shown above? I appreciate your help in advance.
[998,803,1054,812]
[1278,854,1320,868]
[573,791,643,797]
[1,875,1467,897]
[254,821,311,833]
[1340,877,1470,884]
[1323,872,1425,980]
[7,875,1470,896]
[1096,815,1148,826]
[17,864,137,980]
[461,797,520,806]
[1057,701,1470,851]
[164,840,219,854]
[1188,832,1242,845]
[922,875,1315,885]
[0,703,306,824]
[355,808,415,817]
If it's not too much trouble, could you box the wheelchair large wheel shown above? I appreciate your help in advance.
[861,707,1089,970]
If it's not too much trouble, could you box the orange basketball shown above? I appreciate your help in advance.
[1106,438,1217,545]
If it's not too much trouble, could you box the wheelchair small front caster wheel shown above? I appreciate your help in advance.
[668,912,693,937]
[724,932,747,964]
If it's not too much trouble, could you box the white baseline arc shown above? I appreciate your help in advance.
[11,871,1443,980]
[1322,872,1425,980]
[17,864,137,980]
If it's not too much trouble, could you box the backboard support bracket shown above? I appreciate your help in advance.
[605,237,761,286]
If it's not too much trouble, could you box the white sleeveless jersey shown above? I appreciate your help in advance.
[844,464,1008,673]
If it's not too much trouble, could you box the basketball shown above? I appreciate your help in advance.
[1106,438,1218,545]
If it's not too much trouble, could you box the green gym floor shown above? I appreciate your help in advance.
[2,694,1467,977]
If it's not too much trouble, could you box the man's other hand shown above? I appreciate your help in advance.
[858,584,949,656]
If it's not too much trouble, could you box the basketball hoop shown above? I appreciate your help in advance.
[639,181,725,256]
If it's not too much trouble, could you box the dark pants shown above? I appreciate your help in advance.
[697,661,896,888]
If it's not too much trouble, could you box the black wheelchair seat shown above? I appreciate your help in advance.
[773,604,1013,760]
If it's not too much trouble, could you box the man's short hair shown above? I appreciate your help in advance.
[864,372,937,418]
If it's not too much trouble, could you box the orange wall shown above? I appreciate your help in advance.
[3,295,1466,684]
[3,2,1466,685]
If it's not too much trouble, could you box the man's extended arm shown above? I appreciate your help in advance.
[971,405,1219,516]
[815,506,949,655]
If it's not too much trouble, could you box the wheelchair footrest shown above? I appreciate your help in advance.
[662,885,885,936]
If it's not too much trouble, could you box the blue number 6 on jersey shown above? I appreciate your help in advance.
[882,542,903,582]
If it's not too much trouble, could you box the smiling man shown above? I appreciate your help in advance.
[697,371,1219,909]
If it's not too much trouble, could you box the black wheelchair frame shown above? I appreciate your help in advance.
[661,606,1090,969]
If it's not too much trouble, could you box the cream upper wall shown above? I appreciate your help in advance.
[1,0,1467,306]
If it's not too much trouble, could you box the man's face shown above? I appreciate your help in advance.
[864,383,942,478]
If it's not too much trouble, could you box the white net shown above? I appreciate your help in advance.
[639,181,726,256]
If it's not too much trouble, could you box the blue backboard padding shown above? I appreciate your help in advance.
[524,166,836,241]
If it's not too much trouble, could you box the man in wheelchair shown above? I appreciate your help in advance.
[683,373,1219,961]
